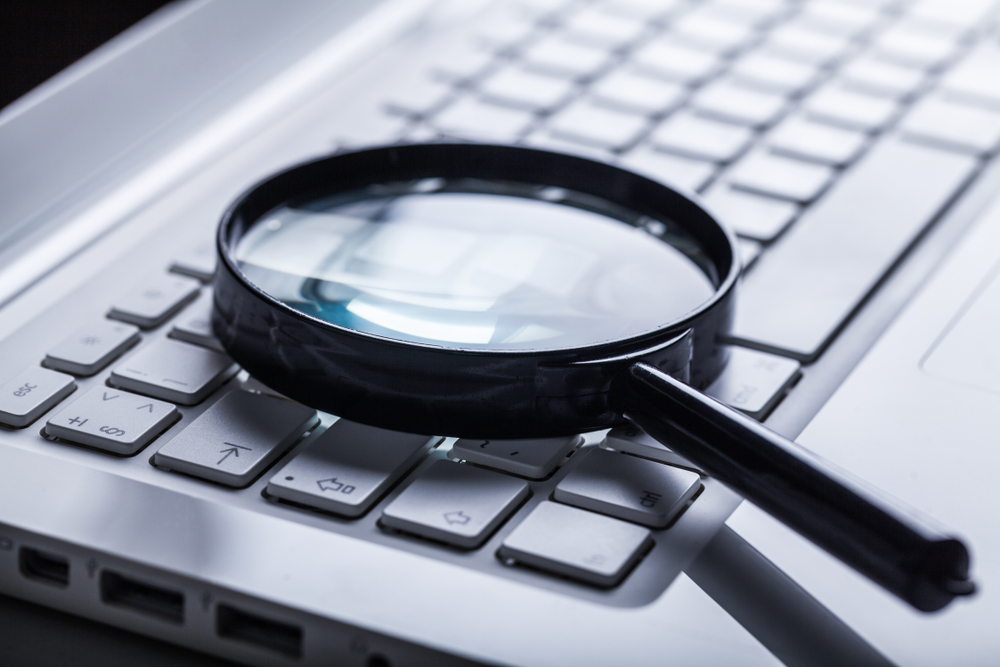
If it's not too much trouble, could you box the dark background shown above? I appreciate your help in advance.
[0,0,172,110]
[1,3,240,664]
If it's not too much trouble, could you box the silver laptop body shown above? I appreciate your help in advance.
[2,0,999,665]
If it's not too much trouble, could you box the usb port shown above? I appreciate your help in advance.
[19,548,69,587]
[100,571,184,624]
[217,604,303,658]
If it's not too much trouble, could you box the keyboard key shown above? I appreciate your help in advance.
[871,24,958,69]
[108,275,201,329]
[153,391,318,487]
[429,44,495,82]
[630,41,723,84]
[109,339,238,405]
[554,448,701,528]
[478,67,577,111]
[726,150,835,203]
[380,460,530,549]
[561,7,648,48]
[432,98,535,143]
[589,68,687,115]
[939,43,1000,110]
[618,146,717,192]
[728,51,821,94]
[900,96,1000,156]
[168,295,223,351]
[648,111,754,162]
[766,116,869,166]
[604,0,685,21]
[498,501,652,587]
[333,113,409,150]
[761,25,853,65]
[704,346,801,418]
[670,13,758,53]
[169,242,216,282]
[600,424,697,469]
[729,138,977,360]
[546,100,649,149]
[908,0,998,30]
[450,434,582,479]
[788,1,883,38]
[803,84,900,131]
[520,36,614,80]
[839,55,926,98]
[701,184,798,241]
[689,0,788,28]
[384,76,453,117]
[0,367,76,428]
[46,387,178,455]
[267,420,435,517]
[44,320,140,376]
[690,79,789,127]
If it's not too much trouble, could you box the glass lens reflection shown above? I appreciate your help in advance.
[234,179,716,350]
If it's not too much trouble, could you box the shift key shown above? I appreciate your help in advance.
[153,391,318,487]
[728,138,978,361]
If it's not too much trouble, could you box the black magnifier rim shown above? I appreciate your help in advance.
[214,143,739,437]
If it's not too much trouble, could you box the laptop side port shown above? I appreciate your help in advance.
[100,570,184,624]
[19,547,69,587]
[216,603,303,658]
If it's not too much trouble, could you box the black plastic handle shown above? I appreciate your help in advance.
[615,361,975,612]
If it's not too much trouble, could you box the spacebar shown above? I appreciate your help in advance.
[728,136,978,361]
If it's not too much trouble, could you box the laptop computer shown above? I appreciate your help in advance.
[1,0,998,664]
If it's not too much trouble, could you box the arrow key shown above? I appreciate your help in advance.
[153,391,318,487]
[380,460,529,549]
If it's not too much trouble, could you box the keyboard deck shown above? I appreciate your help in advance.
[2,0,999,618]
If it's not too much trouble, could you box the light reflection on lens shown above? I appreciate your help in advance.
[235,180,716,350]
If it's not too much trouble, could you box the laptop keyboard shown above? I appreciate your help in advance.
[2,0,1000,602]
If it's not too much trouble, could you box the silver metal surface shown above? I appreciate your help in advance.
[107,274,200,329]
[0,366,76,428]
[381,460,530,549]
[498,500,652,587]
[450,434,582,479]
[267,420,436,518]
[553,448,702,528]
[109,338,238,405]
[730,174,1000,667]
[153,391,318,487]
[46,386,178,455]
[731,137,979,361]
[44,320,140,377]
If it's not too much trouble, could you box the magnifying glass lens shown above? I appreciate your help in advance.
[234,178,717,350]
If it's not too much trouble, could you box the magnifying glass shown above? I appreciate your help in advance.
[213,143,974,612]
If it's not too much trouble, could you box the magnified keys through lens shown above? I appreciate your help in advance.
[215,143,975,613]
[234,178,717,351]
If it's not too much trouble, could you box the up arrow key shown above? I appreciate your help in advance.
[136,403,155,412]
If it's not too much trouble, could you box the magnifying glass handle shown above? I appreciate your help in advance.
[615,361,975,612]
